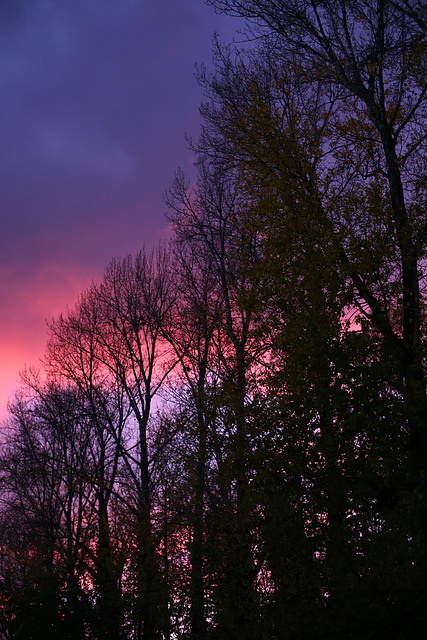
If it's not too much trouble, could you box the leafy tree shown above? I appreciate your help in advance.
[198,1,427,635]
[205,0,427,471]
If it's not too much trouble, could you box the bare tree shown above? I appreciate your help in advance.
[47,295,130,639]
[0,378,96,639]
[86,245,178,639]
[166,156,269,639]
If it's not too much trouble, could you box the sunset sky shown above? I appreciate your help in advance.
[0,0,240,420]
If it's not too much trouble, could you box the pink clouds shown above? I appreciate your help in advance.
[0,1,240,423]
[0,259,101,419]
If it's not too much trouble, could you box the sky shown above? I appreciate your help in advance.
[0,0,240,420]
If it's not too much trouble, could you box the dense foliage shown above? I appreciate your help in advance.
[1,1,427,638]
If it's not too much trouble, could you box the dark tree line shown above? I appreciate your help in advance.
[1,1,427,638]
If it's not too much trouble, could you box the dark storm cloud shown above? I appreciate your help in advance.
[0,0,239,416]
[0,0,228,260]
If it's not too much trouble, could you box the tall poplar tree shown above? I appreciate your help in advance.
[199,1,427,636]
